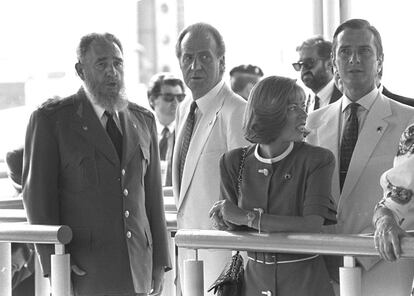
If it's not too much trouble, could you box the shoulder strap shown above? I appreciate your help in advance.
[236,147,248,198]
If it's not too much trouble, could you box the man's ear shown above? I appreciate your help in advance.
[75,62,85,80]
[219,56,225,73]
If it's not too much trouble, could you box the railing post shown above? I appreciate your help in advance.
[35,254,51,296]
[0,242,11,296]
[51,244,70,296]
[339,256,361,296]
[183,249,203,296]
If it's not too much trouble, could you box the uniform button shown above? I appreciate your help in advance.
[121,169,126,176]
[126,231,131,238]
[124,210,130,218]
[123,189,129,197]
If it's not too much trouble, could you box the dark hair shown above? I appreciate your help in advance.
[76,33,123,62]
[231,75,260,93]
[243,76,305,144]
[296,36,332,60]
[332,19,383,59]
[147,72,185,109]
[175,22,225,59]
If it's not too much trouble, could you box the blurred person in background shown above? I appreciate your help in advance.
[147,72,185,186]
[5,147,35,296]
[229,64,263,100]
[294,36,342,113]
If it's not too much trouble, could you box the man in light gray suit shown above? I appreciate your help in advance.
[306,19,414,295]
[172,23,247,294]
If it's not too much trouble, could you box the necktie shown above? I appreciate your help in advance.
[104,111,123,161]
[159,127,169,161]
[339,102,359,192]
[313,95,320,110]
[179,101,197,188]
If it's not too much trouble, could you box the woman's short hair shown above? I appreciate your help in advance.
[243,76,305,144]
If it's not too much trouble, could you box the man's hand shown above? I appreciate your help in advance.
[150,267,165,295]
[71,259,87,276]
[374,215,408,261]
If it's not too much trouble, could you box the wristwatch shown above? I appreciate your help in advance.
[246,210,257,228]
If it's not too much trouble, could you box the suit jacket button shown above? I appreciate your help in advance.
[124,210,129,218]
[123,189,129,197]
[121,169,126,176]
[126,231,132,238]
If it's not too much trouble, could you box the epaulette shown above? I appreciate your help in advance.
[128,102,154,119]
[38,95,73,113]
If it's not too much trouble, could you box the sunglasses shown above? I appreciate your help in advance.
[292,58,321,71]
[157,93,186,102]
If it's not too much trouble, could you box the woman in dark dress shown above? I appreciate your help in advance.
[209,76,336,296]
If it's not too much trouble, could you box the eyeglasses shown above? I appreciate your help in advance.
[157,93,186,102]
[292,58,321,71]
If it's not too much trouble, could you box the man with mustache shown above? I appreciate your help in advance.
[306,19,414,295]
[294,36,342,113]
[22,33,171,296]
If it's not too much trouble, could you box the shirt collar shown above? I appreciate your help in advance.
[341,87,379,113]
[194,80,225,113]
[316,80,335,103]
[155,116,175,135]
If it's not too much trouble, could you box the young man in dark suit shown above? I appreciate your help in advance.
[22,33,171,296]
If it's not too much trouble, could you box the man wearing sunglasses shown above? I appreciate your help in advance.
[294,36,342,113]
[147,72,185,186]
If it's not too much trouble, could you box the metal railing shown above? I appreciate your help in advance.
[0,223,72,296]
[0,187,178,296]
[175,229,414,296]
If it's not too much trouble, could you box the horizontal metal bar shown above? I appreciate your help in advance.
[0,223,72,244]
[0,209,27,222]
[175,229,414,258]
[0,198,24,209]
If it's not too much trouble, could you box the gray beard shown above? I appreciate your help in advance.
[83,80,128,113]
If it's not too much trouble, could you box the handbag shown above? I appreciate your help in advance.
[207,147,248,296]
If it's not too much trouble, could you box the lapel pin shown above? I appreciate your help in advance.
[133,124,137,129]
[258,168,269,176]
[283,173,292,180]
[377,126,383,133]
[82,125,88,131]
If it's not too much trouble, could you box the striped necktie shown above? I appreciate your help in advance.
[179,101,197,189]
[339,102,359,192]
[313,95,320,110]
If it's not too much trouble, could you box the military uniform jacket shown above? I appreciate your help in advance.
[22,88,171,295]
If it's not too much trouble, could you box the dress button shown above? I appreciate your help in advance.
[126,231,131,238]
[121,169,126,176]
[124,210,130,218]
[123,189,129,197]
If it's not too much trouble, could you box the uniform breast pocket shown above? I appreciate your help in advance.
[139,144,150,185]
[62,154,98,193]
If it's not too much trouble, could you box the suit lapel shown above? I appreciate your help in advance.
[70,91,118,165]
[330,85,343,104]
[315,100,342,202]
[339,93,391,203]
[177,85,227,209]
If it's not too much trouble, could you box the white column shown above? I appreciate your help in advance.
[183,250,203,296]
[0,242,11,296]
[339,0,353,23]
[323,0,340,40]
[312,0,324,36]
[51,244,70,296]
[339,256,361,296]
